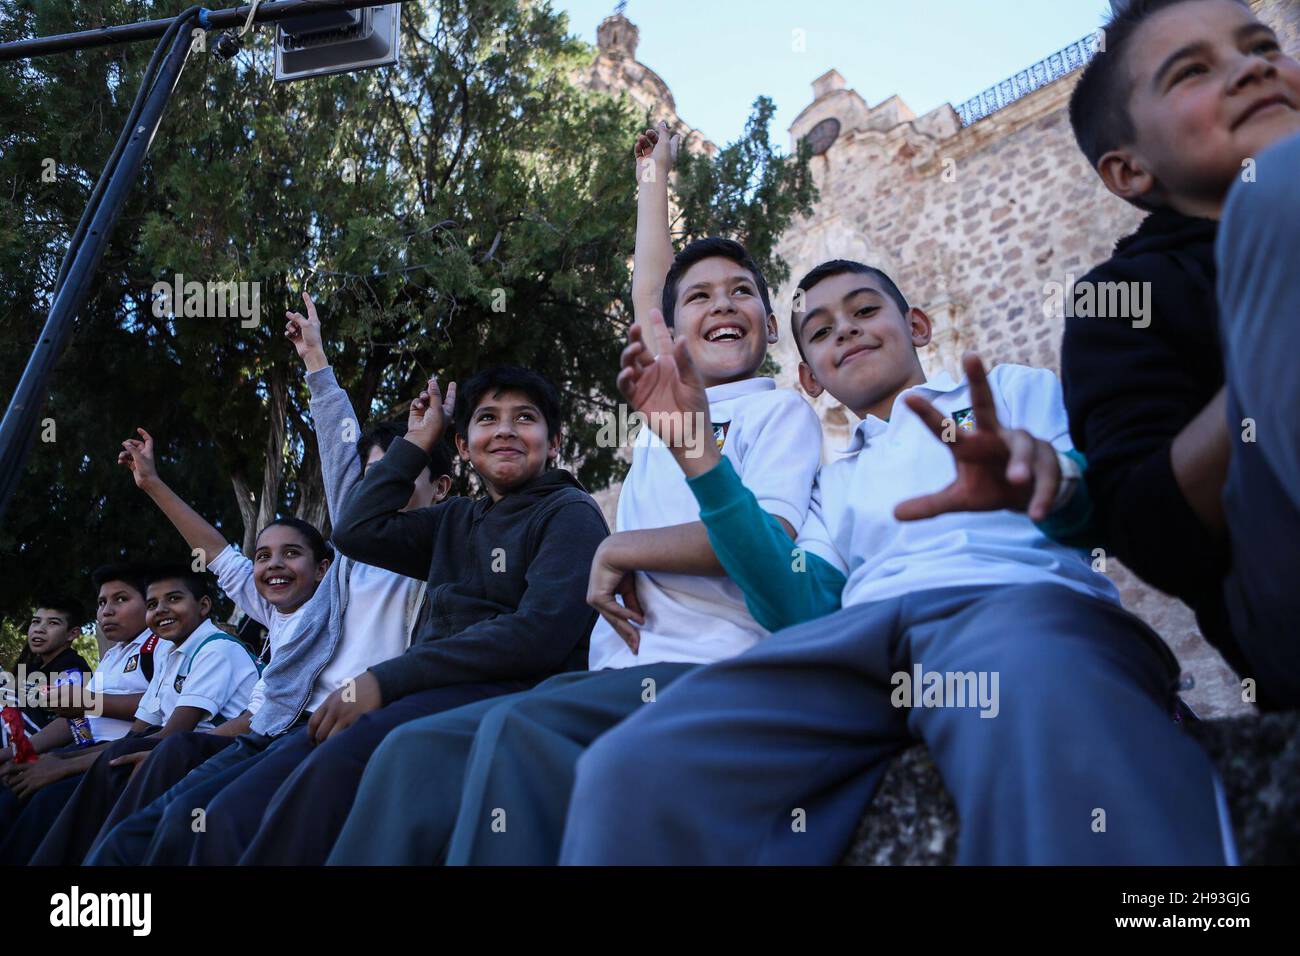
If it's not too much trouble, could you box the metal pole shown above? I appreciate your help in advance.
[0,0,403,61]
[0,0,417,525]
[0,13,198,521]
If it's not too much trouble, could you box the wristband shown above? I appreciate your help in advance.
[1050,449,1083,513]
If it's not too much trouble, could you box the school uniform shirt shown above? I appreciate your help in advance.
[133,620,258,730]
[209,544,307,717]
[84,630,153,742]
[308,562,425,712]
[797,365,1120,609]
[589,377,823,671]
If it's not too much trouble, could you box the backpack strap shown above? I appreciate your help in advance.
[139,634,160,682]
[180,633,258,678]
[177,633,261,728]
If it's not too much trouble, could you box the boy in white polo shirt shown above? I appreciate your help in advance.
[558,259,1232,866]
[13,566,258,865]
[0,565,156,839]
[327,123,821,866]
[1,565,155,768]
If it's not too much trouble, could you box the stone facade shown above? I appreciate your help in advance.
[581,1,1300,718]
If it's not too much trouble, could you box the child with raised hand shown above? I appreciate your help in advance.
[325,124,821,867]
[84,291,450,866]
[173,361,607,867]
[118,425,331,742]
[556,260,1229,866]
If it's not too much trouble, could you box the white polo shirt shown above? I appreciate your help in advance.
[134,620,258,730]
[310,562,422,712]
[85,630,153,742]
[209,544,307,716]
[797,365,1119,608]
[590,377,823,670]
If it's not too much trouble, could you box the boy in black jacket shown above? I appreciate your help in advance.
[180,365,608,865]
[1061,0,1300,707]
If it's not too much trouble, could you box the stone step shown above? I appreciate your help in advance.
[841,711,1300,865]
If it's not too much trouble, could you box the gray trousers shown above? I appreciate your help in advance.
[559,584,1231,865]
[1216,130,1300,708]
[327,663,695,865]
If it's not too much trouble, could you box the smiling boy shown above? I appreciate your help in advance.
[325,124,820,866]
[3,567,257,864]
[165,365,609,865]
[1062,0,1300,706]
[556,259,1231,865]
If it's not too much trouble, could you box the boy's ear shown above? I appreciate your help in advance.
[797,361,824,399]
[765,312,779,345]
[454,432,471,462]
[907,308,933,349]
[433,475,452,502]
[1096,148,1158,204]
[547,431,562,461]
[198,595,212,618]
[314,557,331,582]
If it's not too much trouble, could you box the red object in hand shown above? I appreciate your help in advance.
[1,706,38,764]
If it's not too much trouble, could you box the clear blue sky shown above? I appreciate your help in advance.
[551,0,1117,147]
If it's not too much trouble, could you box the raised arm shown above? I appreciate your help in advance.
[632,121,680,335]
[285,291,367,524]
[118,428,228,566]
[332,376,453,580]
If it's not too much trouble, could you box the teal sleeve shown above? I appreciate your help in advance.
[687,457,845,632]
[1035,449,1100,550]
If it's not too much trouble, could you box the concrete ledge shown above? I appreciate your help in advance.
[841,712,1300,865]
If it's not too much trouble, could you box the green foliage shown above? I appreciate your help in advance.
[672,95,819,291]
[0,0,815,622]
[0,618,24,673]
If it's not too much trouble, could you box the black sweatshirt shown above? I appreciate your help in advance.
[1060,209,1236,663]
[332,436,609,703]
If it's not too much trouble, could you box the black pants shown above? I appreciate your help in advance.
[85,732,236,861]
[190,681,524,865]
[25,735,165,865]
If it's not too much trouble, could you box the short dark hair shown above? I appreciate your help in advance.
[661,237,773,327]
[359,418,454,482]
[33,596,86,630]
[257,516,334,565]
[143,565,213,605]
[454,366,562,442]
[91,563,149,600]
[791,259,911,361]
[1069,0,1250,192]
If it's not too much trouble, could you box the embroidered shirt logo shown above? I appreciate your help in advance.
[952,407,976,432]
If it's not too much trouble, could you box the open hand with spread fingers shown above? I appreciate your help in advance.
[894,353,1062,523]
[617,308,715,475]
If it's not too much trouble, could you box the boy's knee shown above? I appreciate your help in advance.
[573,717,671,801]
